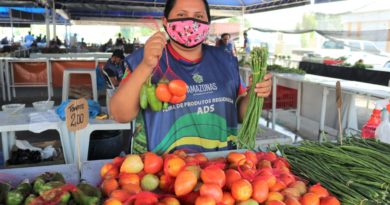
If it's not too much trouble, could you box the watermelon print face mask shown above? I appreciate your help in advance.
[165,18,210,48]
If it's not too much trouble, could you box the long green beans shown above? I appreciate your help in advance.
[237,47,268,150]
[278,138,390,205]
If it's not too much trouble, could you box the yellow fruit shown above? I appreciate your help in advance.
[120,154,144,174]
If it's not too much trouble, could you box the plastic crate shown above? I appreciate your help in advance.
[263,85,297,110]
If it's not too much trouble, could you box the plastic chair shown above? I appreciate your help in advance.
[62,68,98,102]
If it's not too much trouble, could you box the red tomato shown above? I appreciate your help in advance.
[156,83,172,102]
[175,170,198,196]
[252,179,269,203]
[143,152,163,174]
[320,196,340,205]
[309,183,329,198]
[200,167,226,188]
[200,183,223,203]
[169,95,186,104]
[169,80,187,96]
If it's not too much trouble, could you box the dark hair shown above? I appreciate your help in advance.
[221,33,230,39]
[164,0,211,22]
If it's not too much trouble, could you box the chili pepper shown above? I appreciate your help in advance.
[163,102,169,109]
[146,83,162,112]
[0,182,11,204]
[139,84,148,110]
[24,194,36,205]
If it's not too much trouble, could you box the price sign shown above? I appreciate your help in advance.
[66,98,89,132]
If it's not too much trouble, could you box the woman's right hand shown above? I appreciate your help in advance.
[140,31,167,73]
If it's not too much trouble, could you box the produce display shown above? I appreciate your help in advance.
[237,47,268,150]
[267,65,305,75]
[278,138,390,205]
[99,150,340,205]
[0,172,102,205]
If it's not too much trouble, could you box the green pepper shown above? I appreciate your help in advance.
[39,181,64,196]
[59,191,71,205]
[146,84,162,112]
[0,182,11,204]
[6,191,24,205]
[163,102,169,109]
[71,189,99,205]
[32,178,45,195]
[24,194,36,205]
[77,182,102,200]
[140,83,148,109]
[6,180,31,205]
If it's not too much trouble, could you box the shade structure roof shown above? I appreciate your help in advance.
[0,0,312,25]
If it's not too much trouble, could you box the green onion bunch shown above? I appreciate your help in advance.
[278,138,390,205]
[237,47,268,150]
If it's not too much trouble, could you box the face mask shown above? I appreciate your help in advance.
[165,18,210,48]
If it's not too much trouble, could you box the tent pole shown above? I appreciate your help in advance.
[9,11,14,42]
[52,0,56,41]
[45,5,50,45]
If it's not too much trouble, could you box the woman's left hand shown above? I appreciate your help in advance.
[249,73,273,97]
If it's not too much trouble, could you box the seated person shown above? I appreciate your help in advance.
[103,49,126,86]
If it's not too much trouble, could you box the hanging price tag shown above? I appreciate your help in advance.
[66,98,89,132]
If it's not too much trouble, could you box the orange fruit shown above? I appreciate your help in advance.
[164,155,186,177]
[120,154,144,174]
[161,197,181,205]
[101,163,119,179]
[320,196,340,205]
[258,160,272,169]
[280,174,296,187]
[221,192,235,205]
[112,156,125,167]
[226,152,246,167]
[284,196,301,205]
[159,174,174,193]
[121,183,141,195]
[252,179,269,203]
[267,200,286,205]
[193,153,208,163]
[309,183,329,198]
[289,181,307,195]
[231,179,253,201]
[101,178,119,196]
[143,152,164,174]
[225,169,242,190]
[267,192,284,202]
[175,170,198,196]
[300,193,320,205]
[199,183,223,203]
[200,167,225,188]
[104,198,123,205]
[270,181,287,192]
[244,151,258,165]
[110,189,131,202]
[195,196,216,205]
[119,173,140,186]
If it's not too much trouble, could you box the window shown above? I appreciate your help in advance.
[322,41,344,49]
[348,42,360,51]
[363,42,380,54]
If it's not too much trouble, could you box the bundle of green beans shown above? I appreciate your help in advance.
[237,47,268,150]
[278,138,390,205]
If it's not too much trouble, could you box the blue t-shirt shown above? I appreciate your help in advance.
[219,42,234,56]
[125,44,245,154]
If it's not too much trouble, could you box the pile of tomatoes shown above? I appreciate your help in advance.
[99,150,340,205]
